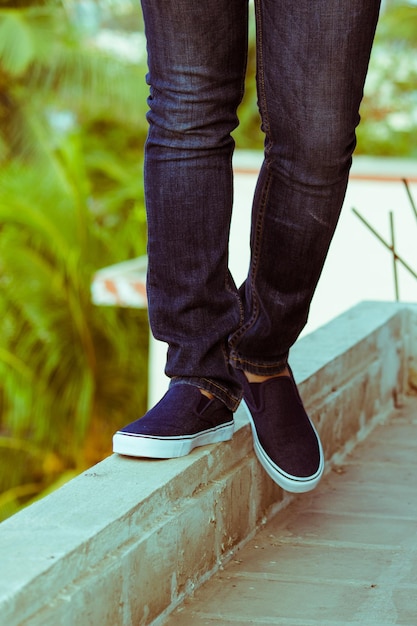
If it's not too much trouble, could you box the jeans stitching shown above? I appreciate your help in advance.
[254,0,270,142]
[231,355,288,373]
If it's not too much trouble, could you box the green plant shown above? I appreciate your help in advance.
[356,3,417,157]
[0,0,149,160]
[0,0,151,520]
[0,136,149,518]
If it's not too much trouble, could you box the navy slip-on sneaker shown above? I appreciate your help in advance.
[236,368,324,493]
[113,384,234,459]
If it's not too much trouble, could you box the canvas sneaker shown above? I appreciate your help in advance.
[113,384,234,459]
[236,367,324,493]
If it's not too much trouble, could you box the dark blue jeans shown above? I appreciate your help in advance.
[140,0,380,410]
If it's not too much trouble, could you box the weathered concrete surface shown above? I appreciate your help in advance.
[165,395,417,626]
[0,301,415,626]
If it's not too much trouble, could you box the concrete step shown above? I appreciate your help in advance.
[165,396,417,626]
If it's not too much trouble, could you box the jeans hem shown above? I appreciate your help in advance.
[169,377,241,412]
[230,352,288,376]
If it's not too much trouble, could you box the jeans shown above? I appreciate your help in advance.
[140,0,381,411]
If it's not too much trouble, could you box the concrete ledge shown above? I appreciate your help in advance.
[0,301,416,626]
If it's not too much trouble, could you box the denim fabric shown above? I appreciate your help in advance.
[140,0,381,411]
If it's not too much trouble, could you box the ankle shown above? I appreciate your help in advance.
[199,388,214,400]
[244,367,290,383]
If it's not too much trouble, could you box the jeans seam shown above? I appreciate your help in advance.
[226,266,244,329]
[230,354,288,373]
[254,0,270,143]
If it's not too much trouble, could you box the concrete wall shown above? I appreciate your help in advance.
[0,302,415,626]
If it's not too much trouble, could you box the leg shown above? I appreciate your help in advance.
[113,0,249,459]
[142,0,248,410]
[230,0,381,373]
[231,0,380,492]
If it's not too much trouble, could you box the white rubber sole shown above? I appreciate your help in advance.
[113,421,235,459]
[242,400,324,494]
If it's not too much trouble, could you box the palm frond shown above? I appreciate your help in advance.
[0,1,150,514]
[0,9,36,76]
[30,42,149,126]
[378,4,417,47]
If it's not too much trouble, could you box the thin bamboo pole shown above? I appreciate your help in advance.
[403,178,417,223]
[352,207,417,282]
[389,210,399,301]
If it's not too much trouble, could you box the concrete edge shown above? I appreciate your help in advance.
[0,301,415,626]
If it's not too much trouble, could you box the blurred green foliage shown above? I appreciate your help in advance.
[357,2,417,156]
[0,0,150,520]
